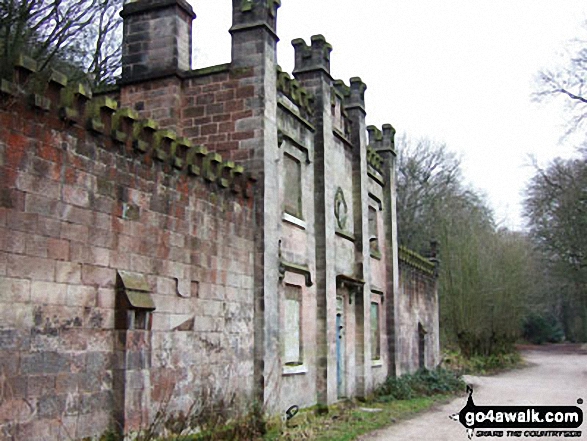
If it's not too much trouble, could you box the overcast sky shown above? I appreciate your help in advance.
[189,1,587,230]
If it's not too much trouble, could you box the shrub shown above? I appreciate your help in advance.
[523,313,564,344]
[374,367,464,402]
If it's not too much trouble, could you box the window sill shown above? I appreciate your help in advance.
[372,359,383,367]
[370,249,382,260]
[283,212,306,229]
[282,364,308,376]
[335,228,355,241]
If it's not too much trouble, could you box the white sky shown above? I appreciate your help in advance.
[189,1,587,230]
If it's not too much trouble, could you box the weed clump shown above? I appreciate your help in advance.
[374,368,465,402]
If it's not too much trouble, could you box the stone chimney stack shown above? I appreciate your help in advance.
[120,0,196,83]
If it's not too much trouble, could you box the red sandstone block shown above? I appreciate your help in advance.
[168,231,185,248]
[55,373,77,394]
[47,238,69,261]
[216,141,240,152]
[232,110,254,120]
[31,157,60,180]
[7,254,54,281]
[1,228,25,253]
[208,133,228,143]
[96,288,115,309]
[196,93,214,105]
[37,142,61,163]
[92,195,116,215]
[7,210,38,233]
[55,261,81,284]
[16,173,61,199]
[81,264,116,288]
[129,254,156,274]
[24,193,57,217]
[37,216,62,238]
[59,203,93,226]
[93,212,112,231]
[225,100,244,112]
[183,127,200,138]
[218,122,235,133]
[213,113,232,123]
[71,243,110,266]
[31,281,67,305]
[17,419,62,440]
[117,234,140,254]
[236,86,255,99]
[193,116,212,126]
[64,167,76,185]
[231,130,254,141]
[6,132,28,159]
[203,83,222,93]
[0,208,6,227]
[0,251,6,276]
[62,185,90,208]
[25,234,48,258]
[88,228,116,249]
[215,89,235,102]
[60,222,89,243]
[28,374,57,397]
[201,123,218,136]
[206,103,224,115]
[109,250,131,270]
[72,169,96,189]
[66,285,96,307]
[0,277,31,302]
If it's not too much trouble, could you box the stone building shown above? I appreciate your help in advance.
[0,0,439,438]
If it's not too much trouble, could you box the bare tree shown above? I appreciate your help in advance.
[396,134,463,252]
[524,155,587,341]
[396,134,532,355]
[524,156,587,273]
[0,0,122,87]
[534,23,587,140]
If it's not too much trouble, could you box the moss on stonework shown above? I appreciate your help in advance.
[188,63,231,78]
[398,246,435,276]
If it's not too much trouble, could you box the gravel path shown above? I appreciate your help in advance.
[358,344,587,441]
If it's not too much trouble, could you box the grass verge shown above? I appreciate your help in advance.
[264,368,465,441]
[264,394,456,441]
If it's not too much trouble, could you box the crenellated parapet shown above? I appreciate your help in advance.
[0,57,255,197]
[398,246,436,277]
[330,82,352,139]
[367,124,396,154]
[230,0,281,37]
[333,77,367,115]
[347,77,367,112]
[367,124,396,172]
[121,0,196,83]
[292,35,333,76]
[276,66,314,115]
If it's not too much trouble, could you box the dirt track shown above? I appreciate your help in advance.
[358,344,587,441]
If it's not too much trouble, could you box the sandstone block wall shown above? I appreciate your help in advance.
[0,68,256,439]
[0,0,441,437]
[397,247,440,374]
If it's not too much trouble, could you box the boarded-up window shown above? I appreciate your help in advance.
[371,302,380,360]
[284,285,302,365]
[368,206,379,254]
[284,153,302,218]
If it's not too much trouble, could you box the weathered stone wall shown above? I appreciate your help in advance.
[0,0,442,436]
[0,67,256,439]
[275,91,318,411]
[396,247,440,374]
